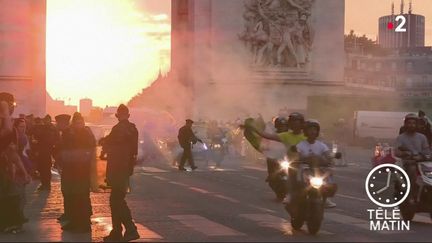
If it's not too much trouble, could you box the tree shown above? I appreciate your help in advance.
[344,30,390,56]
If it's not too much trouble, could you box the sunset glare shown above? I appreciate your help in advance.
[46,0,170,107]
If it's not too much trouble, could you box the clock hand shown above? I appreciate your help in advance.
[376,185,388,194]
[386,171,392,188]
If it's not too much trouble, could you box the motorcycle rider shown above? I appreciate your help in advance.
[395,114,431,200]
[246,112,307,200]
[265,116,289,200]
[295,119,337,208]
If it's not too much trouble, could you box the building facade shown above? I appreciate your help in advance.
[378,2,425,48]
[0,0,46,116]
[345,47,432,97]
[80,98,93,117]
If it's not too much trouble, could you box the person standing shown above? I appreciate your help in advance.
[103,104,140,242]
[0,93,31,233]
[59,112,95,233]
[53,114,72,224]
[32,115,57,191]
[177,119,202,171]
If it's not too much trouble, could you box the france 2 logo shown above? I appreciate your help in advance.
[387,15,407,33]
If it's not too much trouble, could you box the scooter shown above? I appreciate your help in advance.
[396,155,432,221]
[285,153,340,235]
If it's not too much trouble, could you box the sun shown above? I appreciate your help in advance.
[47,0,170,107]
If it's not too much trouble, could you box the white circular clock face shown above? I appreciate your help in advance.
[365,163,411,208]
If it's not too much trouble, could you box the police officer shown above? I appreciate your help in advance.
[33,114,57,191]
[103,104,140,242]
[58,112,95,233]
[177,119,202,171]
[53,114,71,224]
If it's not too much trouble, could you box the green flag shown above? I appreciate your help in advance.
[243,116,287,159]
[243,116,266,152]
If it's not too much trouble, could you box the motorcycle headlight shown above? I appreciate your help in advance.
[214,144,221,148]
[139,140,144,144]
[310,177,324,189]
[280,160,290,170]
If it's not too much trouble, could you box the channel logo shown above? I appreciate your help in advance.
[387,15,407,32]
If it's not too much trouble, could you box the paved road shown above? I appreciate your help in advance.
[1,146,431,242]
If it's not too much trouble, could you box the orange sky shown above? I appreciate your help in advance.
[46,0,432,107]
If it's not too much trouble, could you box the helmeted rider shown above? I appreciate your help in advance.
[247,112,306,200]
[295,119,336,208]
[395,114,431,199]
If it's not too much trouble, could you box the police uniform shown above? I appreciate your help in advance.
[58,113,95,231]
[54,114,71,222]
[104,105,139,241]
[177,119,199,170]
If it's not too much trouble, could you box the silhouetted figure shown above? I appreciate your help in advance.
[103,104,140,242]
[177,119,202,171]
[32,115,57,191]
[59,112,95,233]
[53,114,72,224]
[0,92,31,233]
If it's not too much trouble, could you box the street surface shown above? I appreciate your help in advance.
[1,146,431,242]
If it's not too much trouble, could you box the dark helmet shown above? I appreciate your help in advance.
[404,113,418,124]
[304,119,321,134]
[288,112,305,123]
[274,116,288,127]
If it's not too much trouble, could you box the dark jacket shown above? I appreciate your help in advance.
[0,129,18,197]
[58,126,96,192]
[178,125,198,148]
[32,124,58,154]
[104,120,138,184]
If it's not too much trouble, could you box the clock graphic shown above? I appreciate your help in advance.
[365,163,411,208]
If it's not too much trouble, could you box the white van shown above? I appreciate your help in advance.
[354,111,415,139]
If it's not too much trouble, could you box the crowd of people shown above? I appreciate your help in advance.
[0,92,140,242]
[3,86,432,240]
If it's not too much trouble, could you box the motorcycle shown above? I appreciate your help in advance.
[396,154,432,221]
[285,153,340,235]
[207,134,228,168]
[267,157,290,200]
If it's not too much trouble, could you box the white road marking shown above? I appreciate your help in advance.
[152,176,169,181]
[169,215,245,236]
[247,204,276,213]
[188,187,211,194]
[168,181,189,187]
[243,166,267,172]
[241,175,260,180]
[240,214,333,235]
[213,194,241,203]
[336,193,368,202]
[138,167,169,173]
[92,217,162,241]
